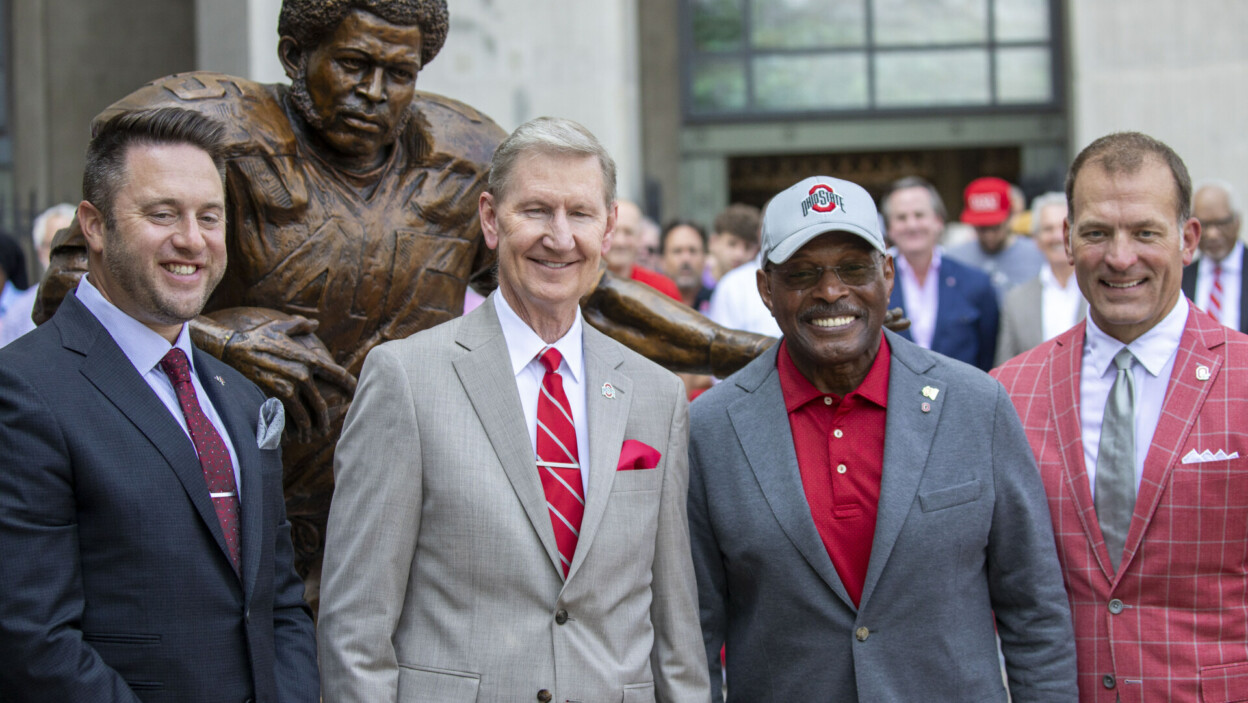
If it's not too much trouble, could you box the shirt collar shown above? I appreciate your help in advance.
[776,335,891,412]
[1039,264,1078,291]
[493,290,584,383]
[1084,295,1188,379]
[892,246,942,283]
[1205,239,1244,273]
[76,273,195,377]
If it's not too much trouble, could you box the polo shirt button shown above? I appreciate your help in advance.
[537,690,553,702]
[855,626,869,641]
[823,396,833,405]
[555,609,568,625]
[1103,674,1115,689]
[837,464,847,474]
[833,429,843,438]
[1108,598,1124,614]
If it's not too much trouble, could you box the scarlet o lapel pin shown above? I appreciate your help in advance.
[601,382,616,399]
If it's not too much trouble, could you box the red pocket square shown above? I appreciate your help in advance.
[617,439,661,471]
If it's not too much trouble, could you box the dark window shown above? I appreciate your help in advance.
[683,0,1061,121]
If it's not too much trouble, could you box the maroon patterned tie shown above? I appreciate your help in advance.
[535,347,584,578]
[159,348,241,572]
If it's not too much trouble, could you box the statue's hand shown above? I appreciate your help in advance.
[199,310,357,443]
[883,307,911,333]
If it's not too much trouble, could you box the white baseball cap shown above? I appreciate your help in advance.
[760,176,886,264]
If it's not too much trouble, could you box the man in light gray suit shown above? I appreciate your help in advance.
[318,117,710,703]
[687,175,1076,701]
[995,192,1087,365]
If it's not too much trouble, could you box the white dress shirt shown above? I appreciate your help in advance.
[76,274,242,495]
[705,257,782,338]
[1194,240,1243,330]
[1080,296,1188,497]
[494,290,591,495]
[894,248,941,350]
[1039,265,1084,341]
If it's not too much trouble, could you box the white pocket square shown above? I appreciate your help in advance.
[256,398,285,450]
[1181,448,1239,464]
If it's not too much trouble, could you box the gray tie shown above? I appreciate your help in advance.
[1095,347,1137,571]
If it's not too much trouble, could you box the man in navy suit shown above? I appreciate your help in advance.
[883,176,999,370]
[0,108,318,701]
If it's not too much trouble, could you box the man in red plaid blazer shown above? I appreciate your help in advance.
[993,131,1248,702]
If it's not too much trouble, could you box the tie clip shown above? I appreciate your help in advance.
[209,491,236,498]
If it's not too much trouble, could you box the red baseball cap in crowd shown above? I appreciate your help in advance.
[960,177,1012,226]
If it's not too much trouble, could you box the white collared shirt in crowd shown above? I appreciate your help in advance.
[1194,239,1243,330]
[1040,265,1085,342]
[894,247,941,350]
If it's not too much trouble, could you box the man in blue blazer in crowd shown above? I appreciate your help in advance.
[883,176,999,370]
[0,107,318,701]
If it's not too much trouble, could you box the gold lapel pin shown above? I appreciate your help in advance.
[601,382,616,399]
[1196,365,1211,381]
[922,386,939,400]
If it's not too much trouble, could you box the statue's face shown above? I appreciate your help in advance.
[297,9,423,170]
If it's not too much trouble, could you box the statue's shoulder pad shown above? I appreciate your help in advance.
[409,91,507,165]
[93,72,292,155]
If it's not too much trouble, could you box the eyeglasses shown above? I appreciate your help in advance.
[1199,215,1238,230]
[769,259,881,290]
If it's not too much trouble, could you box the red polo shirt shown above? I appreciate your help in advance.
[776,336,890,607]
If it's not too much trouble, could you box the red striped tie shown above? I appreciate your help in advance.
[1209,264,1224,323]
[535,347,584,578]
[159,348,241,573]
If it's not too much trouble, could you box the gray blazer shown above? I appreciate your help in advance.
[994,275,1087,367]
[687,330,1076,701]
[318,295,710,703]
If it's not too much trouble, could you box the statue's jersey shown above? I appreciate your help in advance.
[98,72,506,376]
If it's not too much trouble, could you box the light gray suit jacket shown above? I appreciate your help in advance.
[318,295,710,703]
[994,275,1087,367]
[688,330,1076,701]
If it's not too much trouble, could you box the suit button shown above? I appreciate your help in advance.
[855,626,869,641]
[1103,674,1116,689]
[1108,598,1124,614]
[555,609,568,625]
[537,690,553,702]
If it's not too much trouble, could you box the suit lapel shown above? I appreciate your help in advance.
[1045,323,1119,580]
[858,334,941,608]
[452,299,564,575]
[197,352,261,591]
[58,297,240,576]
[727,347,856,609]
[888,284,915,343]
[1119,312,1221,573]
[564,326,631,584]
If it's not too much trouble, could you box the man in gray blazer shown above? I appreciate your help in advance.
[687,175,1076,701]
[995,192,1087,365]
[318,117,710,702]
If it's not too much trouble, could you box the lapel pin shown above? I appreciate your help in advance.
[1196,364,1211,381]
[922,386,939,401]
[921,401,931,413]
[214,375,226,386]
[601,382,616,399]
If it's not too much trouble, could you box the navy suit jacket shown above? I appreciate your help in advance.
[1181,261,1248,332]
[0,292,318,702]
[889,255,999,371]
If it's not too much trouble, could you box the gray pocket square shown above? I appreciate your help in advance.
[257,398,285,450]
